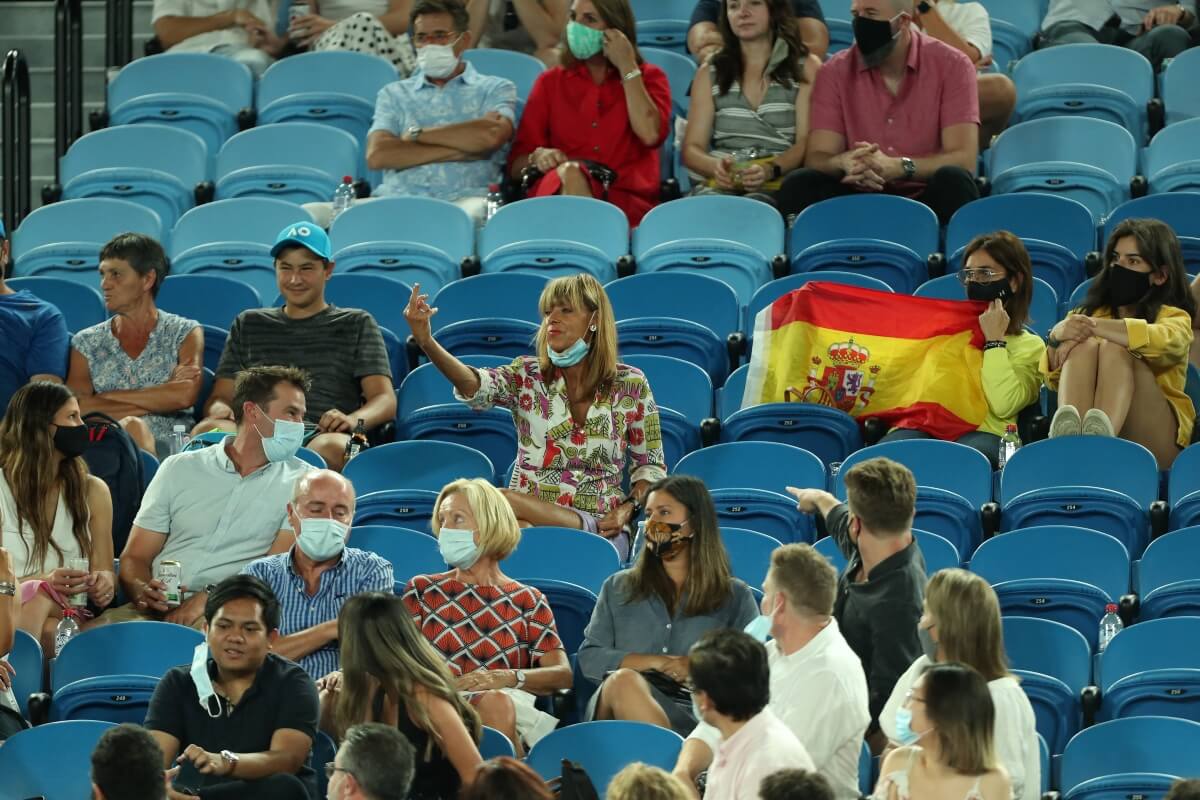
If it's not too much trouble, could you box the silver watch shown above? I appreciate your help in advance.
[901,157,917,179]
[514,669,527,690]
[405,125,422,142]
[220,750,240,774]
[0,581,15,597]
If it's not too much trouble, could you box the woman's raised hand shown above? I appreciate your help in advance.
[403,283,438,347]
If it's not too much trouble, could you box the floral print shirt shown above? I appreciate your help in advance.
[456,357,667,518]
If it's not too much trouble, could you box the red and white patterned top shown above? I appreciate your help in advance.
[402,572,565,676]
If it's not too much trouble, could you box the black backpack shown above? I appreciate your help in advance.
[82,412,145,557]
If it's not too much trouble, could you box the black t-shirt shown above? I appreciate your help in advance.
[145,653,320,797]
[690,0,826,27]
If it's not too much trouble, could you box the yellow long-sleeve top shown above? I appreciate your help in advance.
[980,330,1047,437]
[1039,304,1195,448]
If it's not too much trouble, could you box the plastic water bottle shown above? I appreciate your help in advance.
[55,610,80,656]
[997,424,1021,469]
[169,424,190,456]
[485,183,502,223]
[343,419,368,463]
[1098,603,1123,652]
[331,175,355,222]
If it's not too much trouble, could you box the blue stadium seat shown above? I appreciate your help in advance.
[479,726,516,759]
[318,273,411,339]
[6,277,106,333]
[1038,735,1050,795]
[629,0,695,51]
[309,731,337,799]
[462,49,544,108]
[50,621,204,723]
[396,356,508,418]
[607,272,739,385]
[429,273,548,360]
[295,447,326,469]
[1104,194,1200,276]
[976,0,1040,72]
[914,273,1060,339]
[157,274,262,330]
[744,272,893,347]
[60,124,208,229]
[351,525,444,591]
[1145,117,1200,194]
[1058,717,1200,800]
[216,122,360,204]
[988,117,1139,221]
[1136,526,1200,619]
[1167,444,1200,529]
[915,530,962,572]
[721,527,783,597]
[675,442,824,543]
[789,194,940,295]
[349,442,494,532]
[718,363,749,420]
[813,534,846,573]
[527,720,685,793]
[1000,436,1160,557]
[1097,616,1200,723]
[1162,47,1200,125]
[719,401,863,472]
[622,354,712,469]
[201,324,227,373]
[1062,277,1093,319]
[195,367,214,422]
[0,720,116,800]
[1012,45,1155,143]
[9,629,43,719]
[1002,615,1093,755]
[354,490,450,534]
[107,53,253,160]
[503,526,622,595]
[480,197,629,282]
[834,439,992,560]
[169,197,313,303]
[641,47,696,118]
[634,195,785,307]
[523,578,597,656]
[944,193,1096,302]
[11,198,164,281]
[970,526,1131,649]
[329,197,474,295]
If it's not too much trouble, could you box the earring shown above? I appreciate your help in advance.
[589,325,597,332]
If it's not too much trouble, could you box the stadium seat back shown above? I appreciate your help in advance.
[216,122,360,204]
[1136,526,1200,619]
[397,356,509,418]
[344,441,494,495]
[157,274,262,330]
[522,578,597,656]
[351,525,443,590]
[1059,716,1200,800]
[629,0,696,50]
[353,489,441,534]
[6,277,106,333]
[640,47,696,117]
[976,0,1040,70]
[428,273,547,359]
[461,49,544,103]
[1145,117,1200,194]
[1104,194,1200,276]
[606,272,739,346]
[479,726,516,759]
[622,353,712,468]
[480,196,629,283]
[720,527,783,594]
[504,527,621,595]
[1003,615,1092,753]
[11,197,164,280]
[719,403,864,469]
[526,720,685,793]
[1097,616,1200,722]
[0,720,116,800]
[914,529,961,572]
[9,629,43,719]
[1162,48,1200,125]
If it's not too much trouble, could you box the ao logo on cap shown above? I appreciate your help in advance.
[289,225,312,238]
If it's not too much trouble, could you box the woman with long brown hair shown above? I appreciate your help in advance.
[1,381,113,654]
[324,592,483,800]
[578,474,758,735]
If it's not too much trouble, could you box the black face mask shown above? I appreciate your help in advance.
[1107,264,1153,308]
[966,279,1013,303]
[853,14,900,66]
[53,424,91,458]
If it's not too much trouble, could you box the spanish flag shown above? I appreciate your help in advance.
[744,282,989,439]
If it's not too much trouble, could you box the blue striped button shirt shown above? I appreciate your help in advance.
[242,546,394,679]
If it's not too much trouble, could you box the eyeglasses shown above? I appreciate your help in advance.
[413,31,462,45]
[957,268,1006,284]
[325,762,354,779]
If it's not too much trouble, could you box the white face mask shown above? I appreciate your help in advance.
[417,39,461,79]
[190,642,223,718]
[296,517,348,562]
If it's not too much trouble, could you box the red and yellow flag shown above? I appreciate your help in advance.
[744,282,989,439]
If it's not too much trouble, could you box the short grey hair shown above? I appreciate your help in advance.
[340,723,416,800]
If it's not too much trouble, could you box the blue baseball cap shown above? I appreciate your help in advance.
[270,221,330,260]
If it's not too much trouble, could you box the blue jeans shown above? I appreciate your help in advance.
[880,427,1003,470]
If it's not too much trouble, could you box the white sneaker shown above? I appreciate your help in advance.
[1083,408,1116,437]
[1050,404,1082,438]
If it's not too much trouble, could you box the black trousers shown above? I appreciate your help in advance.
[195,774,310,800]
[776,165,980,225]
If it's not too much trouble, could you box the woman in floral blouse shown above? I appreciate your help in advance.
[404,273,666,560]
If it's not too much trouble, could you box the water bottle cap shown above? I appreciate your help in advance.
[1006,424,1017,432]
[1105,603,1118,612]
[489,183,500,191]
[342,176,353,183]
[173,424,186,432]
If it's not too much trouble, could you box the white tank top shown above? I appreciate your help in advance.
[0,468,86,579]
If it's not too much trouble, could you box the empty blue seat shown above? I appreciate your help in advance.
[1104,193,1200,276]
[1059,716,1200,800]
[914,273,1061,340]
[970,525,1130,649]
[9,629,43,719]
[817,0,853,54]
[622,354,712,469]
[295,446,326,469]
[107,53,253,159]
[6,277,107,333]
[1002,615,1093,755]
[429,273,548,360]
[944,193,1096,302]
[915,530,962,572]
[641,47,696,118]
[329,196,474,295]
[1167,444,1200,529]
[320,273,412,339]
[1136,526,1200,619]
[216,122,360,204]
[789,194,940,294]
[169,197,313,303]
[461,49,544,106]
[527,720,685,793]
[480,197,629,282]
[719,401,863,472]
[634,195,784,307]
[1000,436,1159,557]
[607,272,739,385]
[976,0,1040,71]
[504,526,622,595]
[744,272,893,347]
[1013,44,1155,143]
[351,525,444,590]
[11,198,164,281]
[479,726,516,759]
[157,274,262,330]
[353,490,442,534]
[396,356,508,418]
[1145,117,1200,195]
[60,124,208,229]
[630,0,696,51]
[718,363,749,420]
[1097,616,1200,723]
[989,117,1138,221]
[345,440,494,496]
[721,526,783,596]
[1162,47,1200,125]
[0,720,117,800]
[813,534,847,573]
[201,324,227,373]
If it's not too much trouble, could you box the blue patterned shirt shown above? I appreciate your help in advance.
[368,62,517,202]
[242,546,394,679]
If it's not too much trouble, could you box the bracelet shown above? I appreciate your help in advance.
[622,68,642,82]
[0,581,15,597]
[983,340,1008,351]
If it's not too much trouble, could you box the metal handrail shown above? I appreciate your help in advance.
[1,49,32,233]
[54,0,83,180]
[105,0,134,70]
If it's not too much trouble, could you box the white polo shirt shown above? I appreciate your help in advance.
[133,440,311,589]
[688,620,871,800]
[930,0,993,61]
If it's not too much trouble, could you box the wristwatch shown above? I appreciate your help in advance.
[771,162,783,180]
[404,125,423,142]
[0,581,15,597]
[901,157,917,179]
[513,669,527,690]
[220,750,240,776]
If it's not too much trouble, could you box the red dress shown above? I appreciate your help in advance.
[509,61,672,226]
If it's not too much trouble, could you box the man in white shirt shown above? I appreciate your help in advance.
[151,0,284,77]
[674,544,870,800]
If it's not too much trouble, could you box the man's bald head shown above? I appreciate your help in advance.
[290,469,356,523]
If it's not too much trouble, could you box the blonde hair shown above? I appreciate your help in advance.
[606,763,693,800]
[925,569,1010,682]
[768,544,836,618]
[534,274,619,399]
[431,478,522,561]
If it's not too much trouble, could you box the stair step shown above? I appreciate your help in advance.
[3,0,153,36]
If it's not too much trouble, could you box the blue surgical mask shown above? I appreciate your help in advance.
[439,527,480,569]
[254,406,305,462]
[548,336,591,367]
[894,707,929,746]
[918,624,938,662]
[190,643,222,719]
[566,20,605,59]
[744,614,772,643]
[296,517,348,562]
